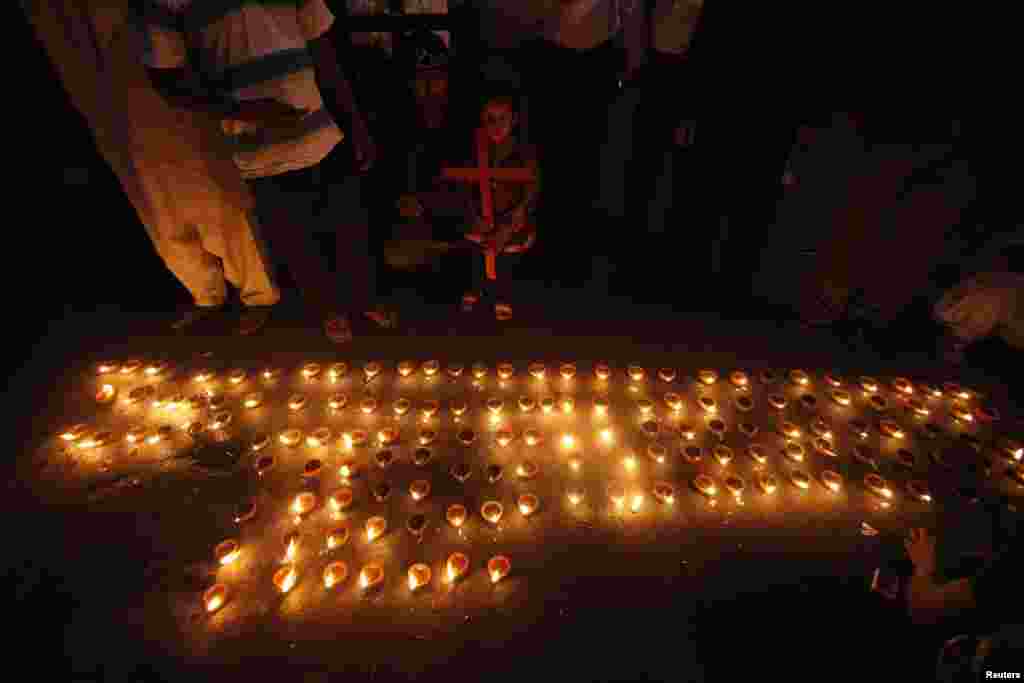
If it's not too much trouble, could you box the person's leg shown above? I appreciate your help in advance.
[197,201,280,307]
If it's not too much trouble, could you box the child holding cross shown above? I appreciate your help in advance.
[400,93,539,320]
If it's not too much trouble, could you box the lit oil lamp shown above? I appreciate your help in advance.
[96,361,120,375]
[864,473,893,499]
[363,362,381,380]
[326,526,350,550]
[390,397,411,417]
[95,384,117,405]
[79,430,113,449]
[813,438,838,458]
[830,389,852,406]
[879,419,905,439]
[950,402,974,423]
[359,563,384,591]
[193,369,215,384]
[408,563,431,592]
[262,367,281,381]
[328,393,349,411]
[240,392,262,410]
[446,363,464,378]
[595,362,612,381]
[630,492,644,512]
[496,428,514,447]
[377,427,398,446]
[730,371,750,389]
[458,429,477,446]
[653,482,675,505]
[919,383,942,399]
[224,368,245,386]
[519,493,540,517]
[694,474,717,498]
[1000,439,1023,462]
[664,392,684,412]
[328,362,348,382]
[851,445,876,468]
[698,396,717,414]
[713,444,734,466]
[517,460,539,480]
[608,483,627,509]
[447,552,470,583]
[204,411,231,431]
[366,516,387,542]
[526,362,546,380]
[324,561,349,589]
[407,513,428,541]
[450,399,469,418]
[412,448,432,467]
[623,454,637,472]
[360,396,378,415]
[274,566,298,593]
[658,367,677,383]
[628,365,645,382]
[896,449,916,468]
[824,373,843,388]
[943,382,972,401]
[679,424,697,441]
[488,555,511,584]
[287,394,307,412]
[767,394,787,410]
[729,397,753,417]
[849,420,870,440]
[783,441,805,463]
[303,459,323,478]
[398,360,417,378]
[859,376,879,393]
[567,488,584,506]
[447,504,468,528]
[739,421,759,438]
[560,396,575,414]
[418,429,437,446]
[636,398,654,416]
[207,394,227,412]
[349,429,369,448]
[780,421,801,439]
[279,429,302,448]
[451,462,472,483]
[789,369,810,386]
[497,362,515,380]
[119,359,142,375]
[420,400,439,419]
[708,419,727,439]
[648,443,668,464]
[423,360,440,377]
[600,427,615,444]
[374,450,394,469]
[472,362,488,379]
[590,397,609,417]
[125,426,147,445]
[800,394,818,411]
[215,539,241,566]
[60,423,91,442]
[682,445,704,464]
[283,531,301,562]
[487,464,504,483]
[486,397,504,416]
[724,475,745,498]
[868,394,888,412]
[185,393,207,411]
[517,396,536,413]
[147,426,172,445]
[409,479,431,502]
[203,584,228,613]
[697,369,718,386]
[892,377,913,395]
[254,454,276,477]
[810,417,832,439]
[482,501,504,525]
[300,362,322,380]
[757,473,778,495]
[640,420,660,439]
[540,397,555,414]
[821,470,842,493]
[292,492,317,517]
[330,486,354,513]
[790,469,811,490]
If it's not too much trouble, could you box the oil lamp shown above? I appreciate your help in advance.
[482,501,503,525]
[203,584,228,613]
[628,365,645,382]
[664,393,683,412]
[95,384,116,405]
[215,539,241,566]
[636,398,654,416]
[451,399,469,417]
[1000,439,1023,462]
[724,475,745,497]
[451,462,472,483]
[421,400,439,419]
[374,450,394,469]
[472,362,488,379]
[262,367,281,381]
[698,396,717,414]
[288,394,307,412]
[779,421,801,439]
[120,359,142,375]
[879,419,905,439]
[682,445,703,464]
[419,429,437,446]
[410,479,431,502]
[96,361,119,375]
[541,397,555,414]
[274,566,297,593]
[679,424,696,441]
[739,421,759,438]
[125,426,147,445]
[595,362,612,380]
[328,362,348,381]
[630,492,644,512]
[790,469,811,490]
[730,371,749,389]
[446,363,464,378]
[757,473,778,494]
[600,427,615,444]
[324,561,348,589]
[865,473,892,499]
[869,395,888,412]
[301,362,322,380]
[708,419,727,439]
[919,383,942,399]
[126,385,155,405]
[363,361,381,380]
[458,429,477,446]
[697,369,718,385]
[242,392,263,409]
[608,483,627,509]
[824,373,843,388]
[524,429,541,446]
[735,395,754,412]
[950,402,974,423]
[907,480,932,503]
[519,396,537,413]
[330,486,354,512]
[623,454,637,472]
[326,526,350,550]
[447,553,470,583]
[560,396,575,414]
[497,362,515,380]
[227,368,247,385]
[359,563,383,590]
[292,492,317,516]
[398,360,417,378]
[377,427,398,446]
[495,428,514,447]
[648,443,668,464]
[821,470,842,493]
[303,459,322,478]
[694,475,717,498]
[408,563,431,591]
[193,369,215,384]
[412,448,432,467]
[653,482,675,504]
[800,394,818,410]
[423,360,440,377]
[767,394,787,410]
[528,362,546,380]
[488,556,511,583]
[713,444,733,466]
[487,464,504,483]
[360,396,377,414]
[254,454,275,477]
[567,488,584,506]
[892,377,913,395]
[859,376,879,393]
[279,429,302,447]
[518,493,539,516]
[517,461,539,479]
[658,367,677,382]
[283,531,300,562]
[61,424,90,442]
[783,441,805,463]
[831,389,852,406]
[486,397,504,415]
[789,369,810,386]
[366,516,387,542]
[447,504,468,528]
[408,513,428,539]
[393,397,411,416]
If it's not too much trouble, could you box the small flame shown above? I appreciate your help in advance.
[624,456,637,471]
[275,567,297,593]
[631,494,643,512]
[600,429,614,444]
[561,434,576,449]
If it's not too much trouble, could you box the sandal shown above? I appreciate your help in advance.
[324,314,353,344]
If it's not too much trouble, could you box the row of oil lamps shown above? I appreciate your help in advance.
[94,360,984,399]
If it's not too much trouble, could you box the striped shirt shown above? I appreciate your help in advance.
[140,0,344,178]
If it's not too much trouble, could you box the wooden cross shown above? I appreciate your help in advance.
[438,127,537,280]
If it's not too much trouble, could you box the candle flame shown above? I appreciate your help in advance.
[275,567,297,593]
[600,428,614,444]
[631,494,643,512]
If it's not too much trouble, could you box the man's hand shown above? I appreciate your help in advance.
[906,528,938,577]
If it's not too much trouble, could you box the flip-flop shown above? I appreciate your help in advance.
[324,315,353,344]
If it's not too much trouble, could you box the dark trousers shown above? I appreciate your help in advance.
[247,156,374,319]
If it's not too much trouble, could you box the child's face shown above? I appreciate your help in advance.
[482,101,515,145]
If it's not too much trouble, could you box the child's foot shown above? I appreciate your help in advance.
[495,302,512,321]
[324,314,353,344]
